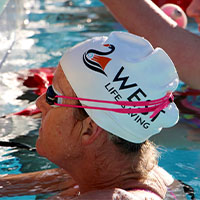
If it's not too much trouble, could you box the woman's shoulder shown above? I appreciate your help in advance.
[129,189,162,200]
[151,166,174,186]
[71,188,162,200]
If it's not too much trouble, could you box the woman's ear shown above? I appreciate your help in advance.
[81,117,103,145]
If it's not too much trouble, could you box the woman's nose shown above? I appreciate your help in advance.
[36,93,51,115]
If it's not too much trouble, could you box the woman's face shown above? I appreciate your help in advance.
[186,0,200,30]
[36,64,83,168]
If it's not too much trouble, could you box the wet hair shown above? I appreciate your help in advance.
[108,133,145,154]
[109,133,159,179]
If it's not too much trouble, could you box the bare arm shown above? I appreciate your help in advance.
[0,168,76,197]
[101,0,200,89]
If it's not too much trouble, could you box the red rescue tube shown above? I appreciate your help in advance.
[11,67,56,117]
[152,0,192,12]
[13,104,41,116]
[17,67,56,96]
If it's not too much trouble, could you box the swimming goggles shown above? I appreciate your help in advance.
[46,85,174,119]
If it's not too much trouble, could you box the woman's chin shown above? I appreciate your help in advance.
[36,138,45,156]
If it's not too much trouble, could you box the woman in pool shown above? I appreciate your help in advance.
[1,31,190,199]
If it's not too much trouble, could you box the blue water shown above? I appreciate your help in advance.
[0,0,200,199]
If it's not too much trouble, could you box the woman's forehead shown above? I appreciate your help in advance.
[53,64,65,81]
[53,64,75,96]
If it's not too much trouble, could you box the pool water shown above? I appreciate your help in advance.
[0,0,200,199]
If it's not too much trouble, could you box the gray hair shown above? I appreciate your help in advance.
[109,133,159,178]
[108,133,145,154]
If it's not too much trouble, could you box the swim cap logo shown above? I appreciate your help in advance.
[83,44,115,76]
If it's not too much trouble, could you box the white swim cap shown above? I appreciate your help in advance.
[60,31,179,143]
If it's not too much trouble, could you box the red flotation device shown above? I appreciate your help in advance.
[11,67,56,117]
[13,104,41,116]
[17,67,56,96]
[152,0,192,11]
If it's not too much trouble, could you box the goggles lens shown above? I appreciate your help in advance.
[46,85,62,105]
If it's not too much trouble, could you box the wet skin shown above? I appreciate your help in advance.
[36,64,84,170]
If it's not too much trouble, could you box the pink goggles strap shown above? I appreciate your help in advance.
[54,92,174,119]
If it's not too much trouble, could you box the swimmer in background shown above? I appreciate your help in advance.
[100,0,200,90]
[0,32,190,199]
